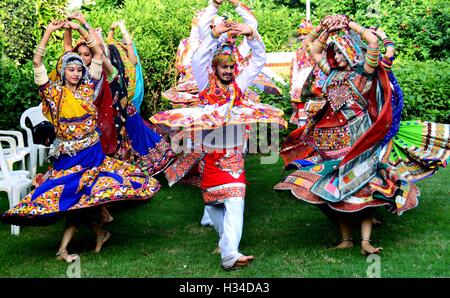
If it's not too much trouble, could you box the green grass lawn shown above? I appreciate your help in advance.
[0,155,449,278]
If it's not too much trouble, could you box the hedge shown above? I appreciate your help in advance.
[0,0,448,130]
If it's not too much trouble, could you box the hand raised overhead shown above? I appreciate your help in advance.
[229,22,253,37]
[212,20,232,36]
[46,20,67,32]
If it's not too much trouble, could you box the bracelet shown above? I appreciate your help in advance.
[365,54,379,67]
[34,46,46,57]
[87,39,97,48]
[361,28,368,40]
[318,58,330,74]
[34,64,49,85]
[91,58,102,66]
[84,34,94,43]
[85,35,97,48]
[316,35,327,49]
[308,29,320,40]
[382,38,395,48]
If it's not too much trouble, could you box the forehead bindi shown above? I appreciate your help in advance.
[67,65,82,71]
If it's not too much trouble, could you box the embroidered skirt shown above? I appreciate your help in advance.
[2,142,160,226]
[274,159,420,215]
[114,105,175,176]
[383,120,450,182]
[200,150,246,205]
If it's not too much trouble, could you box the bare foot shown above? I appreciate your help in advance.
[213,247,221,255]
[95,231,111,253]
[101,207,114,224]
[331,239,353,250]
[56,250,79,263]
[361,240,382,255]
[102,215,114,224]
[229,255,254,269]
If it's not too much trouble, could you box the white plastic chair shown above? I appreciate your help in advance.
[0,137,31,179]
[0,132,33,176]
[20,104,53,172]
[0,142,32,235]
[20,105,52,166]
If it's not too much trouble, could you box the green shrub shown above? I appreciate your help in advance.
[1,0,448,132]
[394,59,450,123]
[0,0,67,65]
[0,58,37,130]
[308,0,449,61]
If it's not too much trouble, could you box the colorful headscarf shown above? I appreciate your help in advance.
[326,33,364,69]
[55,51,89,83]
[297,19,313,35]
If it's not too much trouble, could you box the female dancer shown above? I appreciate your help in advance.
[2,20,160,262]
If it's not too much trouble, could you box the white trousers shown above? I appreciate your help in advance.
[205,198,245,269]
[200,207,214,226]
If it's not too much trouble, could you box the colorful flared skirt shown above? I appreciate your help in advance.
[383,120,450,182]
[150,100,287,131]
[114,105,175,176]
[1,142,160,226]
[274,159,420,215]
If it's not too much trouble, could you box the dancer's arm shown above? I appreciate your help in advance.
[198,0,223,41]
[231,0,257,32]
[349,21,380,74]
[33,20,66,85]
[66,20,103,80]
[193,19,231,91]
[232,0,257,57]
[63,27,73,52]
[117,20,138,65]
[375,28,395,73]
[233,23,266,91]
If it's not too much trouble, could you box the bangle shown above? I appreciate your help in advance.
[361,28,368,40]
[382,38,395,48]
[316,34,327,49]
[34,46,46,57]
[85,35,97,48]
[318,58,330,74]
[87,39,97,48]
[34,64,49,85]
[308,29,320,40]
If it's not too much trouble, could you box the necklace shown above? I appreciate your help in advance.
[64,80,77,93]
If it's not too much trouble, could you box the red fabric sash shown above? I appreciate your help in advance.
[341,66,392,165]
[95,70,118,155]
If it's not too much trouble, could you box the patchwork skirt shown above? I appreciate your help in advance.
[2,142,160,226]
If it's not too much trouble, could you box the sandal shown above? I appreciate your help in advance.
[56,250,79,263]
[95,231,111,253]
[361,239,383,256]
